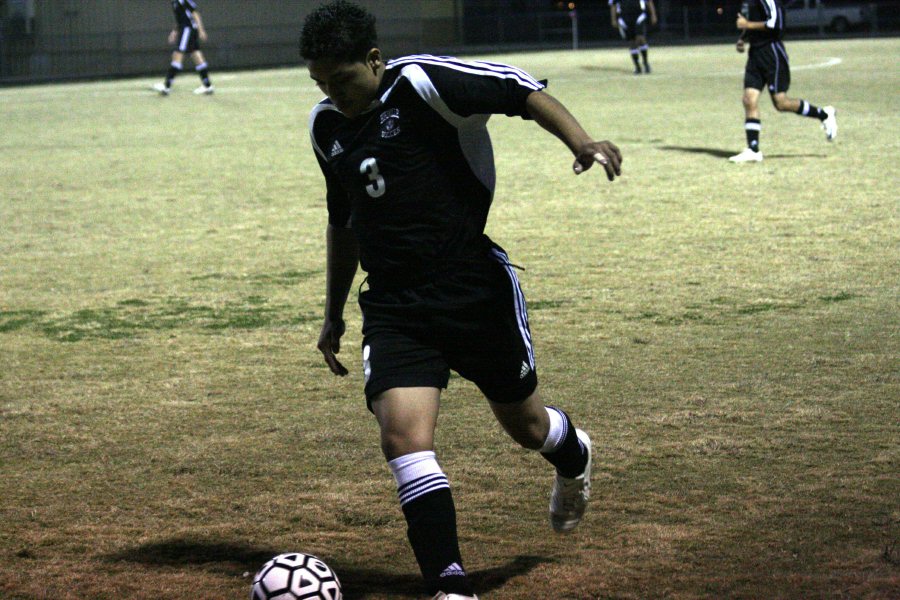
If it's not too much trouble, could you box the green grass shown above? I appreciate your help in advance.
[1,38,898,599]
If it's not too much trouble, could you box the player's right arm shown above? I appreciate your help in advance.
[319,223,358,376]
[194,10,208,42]
[525,90,622,181]
[648,0,658,26]
[609,1,618,28]
[311,108,358,376]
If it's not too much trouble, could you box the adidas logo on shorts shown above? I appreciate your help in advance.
[519,361,530,379]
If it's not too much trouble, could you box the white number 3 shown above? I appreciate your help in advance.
[360,157,385,198]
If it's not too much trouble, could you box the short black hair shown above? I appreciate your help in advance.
[300,0,378,63]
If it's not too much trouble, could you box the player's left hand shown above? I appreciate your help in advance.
[736,14,748,29]
[573,141,622,181]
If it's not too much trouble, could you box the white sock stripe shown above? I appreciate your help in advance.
[639,44,649,51]
[388,451,450,506]
[745,122,762,131]
[195,62,208,71]
[398,474,450,505]
[541,406,567,453]
[171,61,183,70]
[397,472,447,496]
[630,48,640,55]
[800,100,810,115]
[388,450,438,485]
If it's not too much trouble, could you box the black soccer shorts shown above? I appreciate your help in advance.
[358,244,538,409]
[176,27,200,53]
[617,12,649,40]
[744,41,791,94]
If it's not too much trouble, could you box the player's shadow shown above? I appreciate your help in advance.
[658,145,740,158]
[333,554,551,598]
[105,538,551,598]
[580,64,636,75]
[659,145,827,159]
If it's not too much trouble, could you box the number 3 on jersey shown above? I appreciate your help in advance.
[360,157,385,198]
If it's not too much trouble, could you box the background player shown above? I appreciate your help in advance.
[730,0,837,162]
[609,0,657,74]
[153,0,214,95]
[302,1,621,597]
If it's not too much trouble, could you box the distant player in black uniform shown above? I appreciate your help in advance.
[730,0,837,162]
[609,0,657,74]
[301,2,621,598]
[153,0,214,95]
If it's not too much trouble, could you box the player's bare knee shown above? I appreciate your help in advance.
[773,97,792,112]
[380,431,431,460]
[742,93,756,111]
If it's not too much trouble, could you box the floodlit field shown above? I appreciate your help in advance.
[1,38,898,599]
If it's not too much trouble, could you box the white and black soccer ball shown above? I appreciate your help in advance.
[250,552,343,600]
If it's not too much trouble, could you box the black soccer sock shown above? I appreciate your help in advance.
[745,118,761,152]
[389,452,474,596]
[640,44,649,67]
[196,62,212,87]
[165,61,182,88]
[796,99,826,120]
[540,406,588,478]
[630,49,641,71]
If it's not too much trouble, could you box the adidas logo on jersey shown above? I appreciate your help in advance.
[519,361,530,379]
[439,562,466,578]
[329,139,344,157]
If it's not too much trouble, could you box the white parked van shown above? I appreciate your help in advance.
[784,0,871,33]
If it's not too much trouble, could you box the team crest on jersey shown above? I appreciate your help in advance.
[379,108,401,139]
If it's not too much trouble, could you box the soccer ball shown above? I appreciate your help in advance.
[250,553,343,600]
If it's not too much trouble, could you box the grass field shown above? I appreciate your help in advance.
[1,38,898,599]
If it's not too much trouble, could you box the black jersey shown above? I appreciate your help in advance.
[310,55,544,290]
[609,0,648,21]
[172,0,199,30]
[741,0,784,46]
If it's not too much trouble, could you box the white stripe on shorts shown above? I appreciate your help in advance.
[490,248,535,369]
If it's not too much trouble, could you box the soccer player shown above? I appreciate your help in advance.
[609,0,657,74]
[153,0,214,95]
[729,0,837,162]
[301,1,621,598]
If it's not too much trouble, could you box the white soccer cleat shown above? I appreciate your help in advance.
[432,593,479,600]
[194,84,215,95]
[822,106,837,141]
[728,148,763,163]
[152,82,170,96]
[549,428,592,533]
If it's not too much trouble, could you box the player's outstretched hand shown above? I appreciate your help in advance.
[318,317,348,376]
[573,141,622,181]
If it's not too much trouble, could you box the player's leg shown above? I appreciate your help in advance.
[730,84,764,162]
[489,387,591,533]
[191,50,214,94]
[155,50,185,94]
[445,246,591,533]
[629,37,641,74]
[636,16,650,73]
[770,93,836,141]
[372,388,476,598]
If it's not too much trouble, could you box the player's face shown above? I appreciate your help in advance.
[308,51,382,118]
